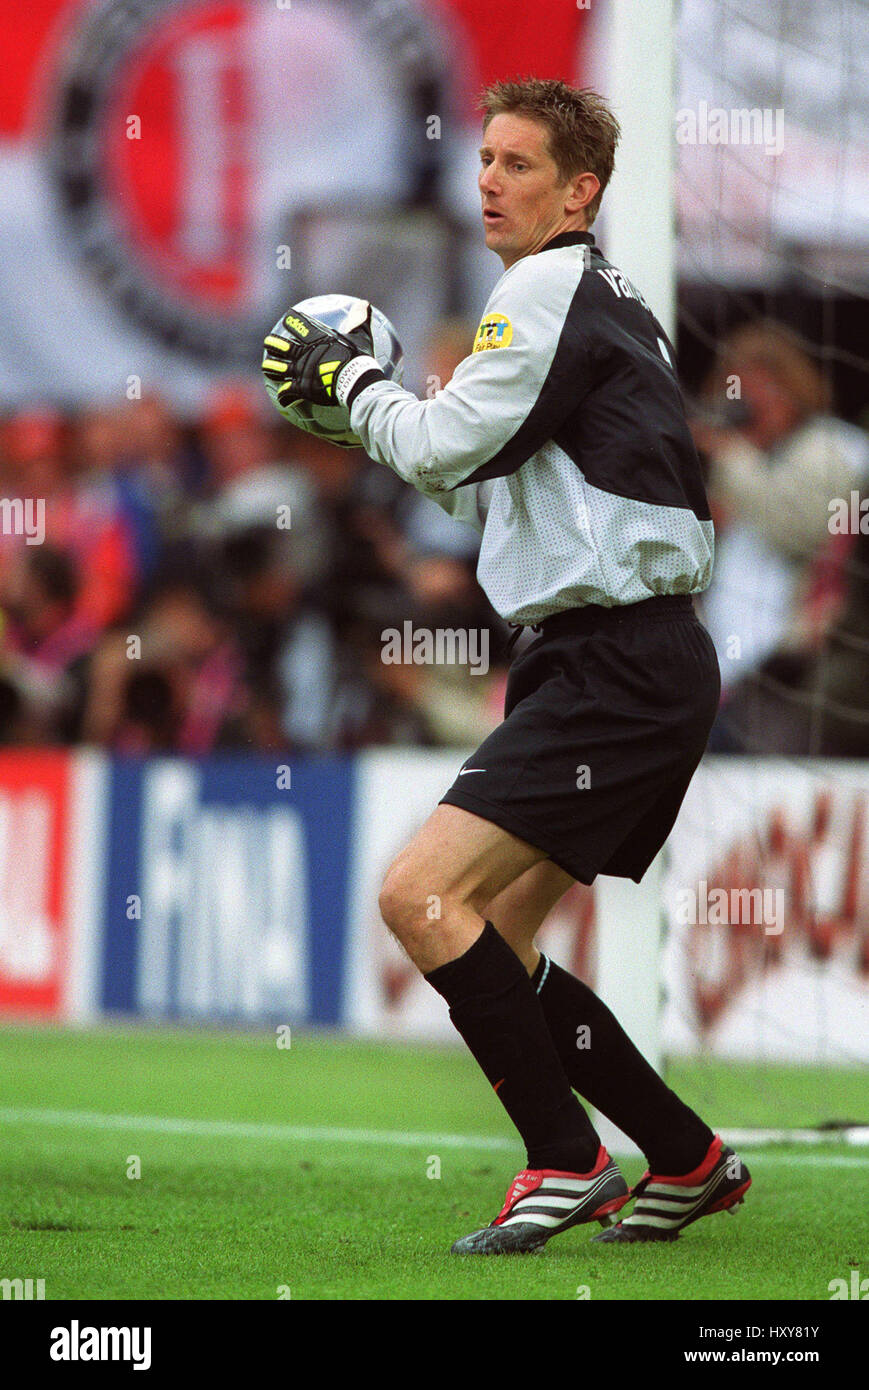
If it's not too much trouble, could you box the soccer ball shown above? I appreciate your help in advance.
[263,294,403,448]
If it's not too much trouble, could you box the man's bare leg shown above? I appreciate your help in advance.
[378,803,549,973]
[379,804,628,1252]
[484,860,575,972]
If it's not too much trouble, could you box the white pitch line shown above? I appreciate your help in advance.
[0,1107,867,1165]
[0,1107,515,1152]
[722,1126,869,1148]
[740,1153,869,1168]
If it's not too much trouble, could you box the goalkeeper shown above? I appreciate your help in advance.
[262,78,750,1255]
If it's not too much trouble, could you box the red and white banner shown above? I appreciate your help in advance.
[0,750,71,1017]
[0,749,105,1020]
[0,0,589,410]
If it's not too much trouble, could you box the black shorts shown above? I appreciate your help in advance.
[440,594,721,885]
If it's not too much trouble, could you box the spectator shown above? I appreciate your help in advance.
[1,406,66,500]
[65,407,141,629]
[0,405,140,634]
[693,322,869,752]
[116,392,204,579]
[329,603,440,749]
[216,523,335,750]
[811,520,869,755]
[82,576,249,754]
[287,427,410,636]
[0,407,67,585]
[199,383,327,585]
[0,545,92,740]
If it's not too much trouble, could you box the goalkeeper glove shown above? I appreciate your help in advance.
[262,303,385,412]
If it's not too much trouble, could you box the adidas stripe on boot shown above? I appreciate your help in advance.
[593,1134,751,1244]
[451,1146,630,1255]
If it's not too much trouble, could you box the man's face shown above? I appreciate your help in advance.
[478,113,586,268]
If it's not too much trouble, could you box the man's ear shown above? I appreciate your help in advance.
[566,171,600,217]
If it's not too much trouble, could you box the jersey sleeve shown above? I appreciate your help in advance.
[349,252,588,498]
[421,479,489,532]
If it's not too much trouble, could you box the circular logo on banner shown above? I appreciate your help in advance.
[473,313,513,352]
[48,0,449,366]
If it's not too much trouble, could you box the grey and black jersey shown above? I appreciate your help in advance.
[349,230,714,626]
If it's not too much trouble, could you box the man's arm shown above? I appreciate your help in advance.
[348,252,589,501]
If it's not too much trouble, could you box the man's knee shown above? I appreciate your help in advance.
[378,857,412,937]
[378,855,469,952]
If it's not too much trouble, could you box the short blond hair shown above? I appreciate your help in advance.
[480,78,620,225]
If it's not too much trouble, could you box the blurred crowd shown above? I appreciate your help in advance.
[0,318,866,757]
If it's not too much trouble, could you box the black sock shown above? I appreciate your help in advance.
[531,954,713,1174]
[425,923,600,1172]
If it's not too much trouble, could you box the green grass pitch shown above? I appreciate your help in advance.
[0,1024,865,1301]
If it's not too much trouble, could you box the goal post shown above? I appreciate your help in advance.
[592,853,667,1156]
[589,0,677,338]
[583,0,676,1154]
